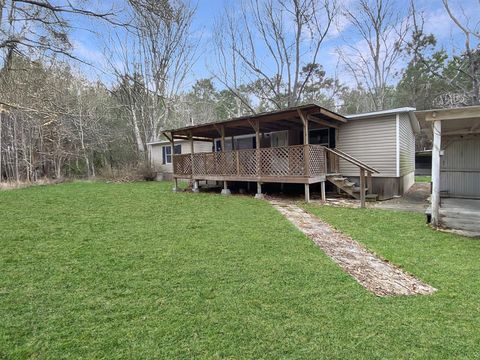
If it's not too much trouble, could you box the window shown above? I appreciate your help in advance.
[162,144,181,164]
[215,139,233,151]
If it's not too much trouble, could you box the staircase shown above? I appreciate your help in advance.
[324,148,379,205]
[326,174,367,200]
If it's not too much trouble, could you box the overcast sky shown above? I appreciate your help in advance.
[70,0,480,89]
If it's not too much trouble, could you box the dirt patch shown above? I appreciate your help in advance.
[269,198,437,296]
[372,183,430,213]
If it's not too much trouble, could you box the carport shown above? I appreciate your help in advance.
[416,106,480,235]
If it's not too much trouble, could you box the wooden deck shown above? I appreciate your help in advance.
[173,144,327,184]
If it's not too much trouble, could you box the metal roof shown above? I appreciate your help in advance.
[163,103,347,139]
[346,107,416,119]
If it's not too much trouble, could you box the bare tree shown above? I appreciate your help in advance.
[0,0,129,67]
[215,0,338,111]
[441,0,479,105]
[337,0,409,111]
[213,6,254,116]
[106,0,198,161]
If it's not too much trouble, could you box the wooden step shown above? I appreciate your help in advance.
[353,187,368,193]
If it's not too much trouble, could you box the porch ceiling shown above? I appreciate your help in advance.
[164,104,346,140]
[416,106,480,136]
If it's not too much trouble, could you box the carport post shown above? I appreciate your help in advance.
[431,120,442,226]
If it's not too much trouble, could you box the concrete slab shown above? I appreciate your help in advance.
[439,198,480,236]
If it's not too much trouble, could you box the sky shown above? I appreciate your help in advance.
[69,0,480,90]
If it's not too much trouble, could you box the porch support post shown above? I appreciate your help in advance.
[255,182,264,199]
[192,180,199,193]
[220,125,230,195]
[360,168,366,208]
[221,180,231,195]
[367,171,372,195]
[220,125,225,149]
[190,132,198,193]
[298,110,310,177]
[304,184,310,203]
[253,119,264,199]
[170,133,178,192]
[321,181,326,202]
[431,120,442,226]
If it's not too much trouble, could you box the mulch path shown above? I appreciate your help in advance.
[269,198,437,296]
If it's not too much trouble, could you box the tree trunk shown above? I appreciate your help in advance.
[131,107,145,157]
[0,110,3,182]
[470,50,479,105]
[13,115,19,182]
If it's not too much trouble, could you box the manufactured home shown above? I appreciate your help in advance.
[416,106,480,235]
[162,104,420,205]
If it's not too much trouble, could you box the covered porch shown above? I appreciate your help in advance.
[164,104,376,205]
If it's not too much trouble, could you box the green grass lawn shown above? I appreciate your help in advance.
[415,175,432,183]
[1,182,479,359]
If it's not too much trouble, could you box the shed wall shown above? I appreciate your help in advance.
[337,116,397,177]
[399,113,415,177]
[441,135,480,198]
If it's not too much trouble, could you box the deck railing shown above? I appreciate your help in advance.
[173,144,326,179]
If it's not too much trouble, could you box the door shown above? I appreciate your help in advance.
[271,131,288,147]
[270,131,289,175]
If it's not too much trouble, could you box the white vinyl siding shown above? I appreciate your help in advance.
[399,113,415,176]
[149,140,212,173]
[337,116,397,177]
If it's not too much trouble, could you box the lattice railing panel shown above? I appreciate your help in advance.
[288,146,305,176]
[173,145,327,179]
[204,153,216,175]
[173,154,192,176]
[309,145,326,176]
[238,149,257,176]
[260,147,288,176]
[192,153,205,175]
[216,151,237,175]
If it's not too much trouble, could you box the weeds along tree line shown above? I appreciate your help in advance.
[0,0,478,182]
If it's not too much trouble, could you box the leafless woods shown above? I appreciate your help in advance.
[0,0,478,181]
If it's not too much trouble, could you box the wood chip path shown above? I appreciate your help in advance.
[269,199,437,296]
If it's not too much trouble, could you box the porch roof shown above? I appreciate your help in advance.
[163,103,346,140]
[415,105,480,137]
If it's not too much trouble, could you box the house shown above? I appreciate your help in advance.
[415,106,480,235]
[162,104,420,205]
[147,139,212,180]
